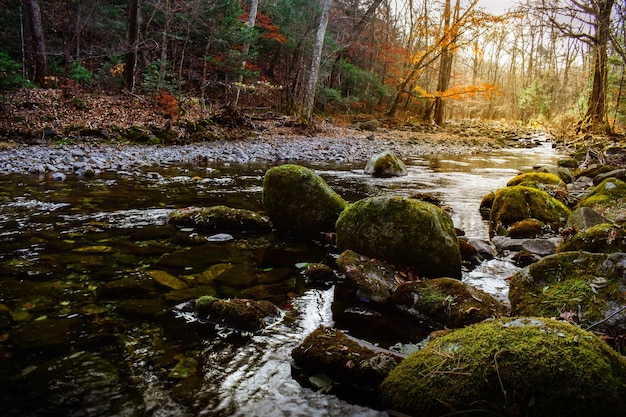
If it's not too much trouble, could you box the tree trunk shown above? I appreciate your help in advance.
[433,0,456,126]
[578,0,614,133]
[125,0,139,93]
[231,0,260,111]
[301,0,333,124]
[24,0,47,86]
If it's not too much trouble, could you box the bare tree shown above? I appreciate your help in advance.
[533,0,616,133]
[125,0,139,93]
[301,0,333,123]
[433,0,461,126]
[24,0,47,86]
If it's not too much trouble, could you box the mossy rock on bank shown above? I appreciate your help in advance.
[489,185,571,236]
[363,150,408,177]
[557,223,626,253]
[262,164,348,240]
[168,206,271,233]
[509,251,626,334]
[292,326,399,393]
[336,196,461,278]
[335,249,397,303]
[508,218,543,238]
[195,296,281,332]
[391,278,507,329]
[380,317,626,417]
[506,172,565,187]
[592,168,626,185]
[578,178,626,222]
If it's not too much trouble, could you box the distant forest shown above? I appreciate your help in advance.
[1,0,624,132]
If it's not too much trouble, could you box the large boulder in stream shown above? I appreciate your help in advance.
[506,171,565,188]
[509,251,626,335]
[262,164,348,240]
[168,205,271,233]
[380,317,626,417]
[336,196,461,278]
[489,185,571,236]
[364,150,408,177]
[391,278,507,329]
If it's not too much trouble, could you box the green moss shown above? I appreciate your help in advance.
[392,278,507,329]
[557,223,626,253]
[579,178,626,208]
[508,218,543,238]
[336,196,461,278]
[262,164,348,239]
[509,252,625,331]
[490,186,571,235]
[506,172,565,187]
[380,317,626,417]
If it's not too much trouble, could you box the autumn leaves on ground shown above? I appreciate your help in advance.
[0,87,552,151]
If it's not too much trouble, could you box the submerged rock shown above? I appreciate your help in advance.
[336,196,461,278]
[509,251,626,334]
[195,295,281,332]
[380,317,626,417]
[10,351,143,417]
[262,164,348,240]
[363,150,408,177]
[168,205,271,233]
[391,278,507,329]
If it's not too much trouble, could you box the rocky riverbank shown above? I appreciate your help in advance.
[0,120,553,177]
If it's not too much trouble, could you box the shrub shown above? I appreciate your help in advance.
[0,51,33,90]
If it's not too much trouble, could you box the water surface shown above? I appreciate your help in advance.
[0,143,561,416]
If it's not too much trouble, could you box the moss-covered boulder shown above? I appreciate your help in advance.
[195,296,281,332]
[336,196,461,278]
[168,205,271,233]
[262,164,348,239]
[534,165,576,183]
[508,218,543,238]
[391,278,507,329]
[479,191,495,220]
[363,150,408,177]
[380,317,626,417]
[506,172,565,187]
[336,249,397,303]
[292,326,400,394]
[578,178,626,222]
[489,185,571,236]
[509,251,626,334]
[557,223,626,253]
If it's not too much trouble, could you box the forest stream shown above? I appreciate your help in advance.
[0,140,561,416]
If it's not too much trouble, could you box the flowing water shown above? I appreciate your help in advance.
[0,143,561,416]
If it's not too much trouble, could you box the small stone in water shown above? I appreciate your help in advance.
[206,233,234,242]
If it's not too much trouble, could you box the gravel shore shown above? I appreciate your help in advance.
[0,127,548,177]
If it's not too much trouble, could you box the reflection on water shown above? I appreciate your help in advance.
[0,143,561,416]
